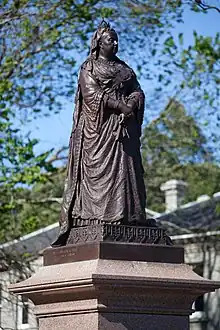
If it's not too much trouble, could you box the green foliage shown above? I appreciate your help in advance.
[0,128,57,242]
[18,171,65,236]
[145,28,220,168]
[0,170,65,243]
[142,99,220,212]
[150,30,219,108]
[0,0,184,122]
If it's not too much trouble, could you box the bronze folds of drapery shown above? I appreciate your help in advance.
[53,22,148,247]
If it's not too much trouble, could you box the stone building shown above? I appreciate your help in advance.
[0,180,219,330]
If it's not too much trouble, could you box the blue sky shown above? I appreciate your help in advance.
[27,7,219,156]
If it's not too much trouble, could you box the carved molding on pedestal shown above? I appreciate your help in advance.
[66,224,172,246]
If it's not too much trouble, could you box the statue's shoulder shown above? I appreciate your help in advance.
[116,57,127,66]
[116,57,137,76]
[81,57,94,72]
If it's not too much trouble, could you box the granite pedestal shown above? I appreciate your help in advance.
[9,225,220,330]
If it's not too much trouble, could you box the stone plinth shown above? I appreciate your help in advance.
[44,241,183,265]
[9,242,220,330]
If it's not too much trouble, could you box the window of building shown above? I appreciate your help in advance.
[17,295,29,329]
[21,297,29,325]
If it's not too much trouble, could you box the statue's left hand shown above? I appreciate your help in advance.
[127,98,137,112]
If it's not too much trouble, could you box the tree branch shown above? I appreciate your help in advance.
[0,36,6,65]
[28,197,62,204]
[47,146,68,164]
[195,0,220,13]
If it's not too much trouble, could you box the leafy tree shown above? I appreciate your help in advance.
[17,171,65,237]
[142,99,220,212]
[0,123,57,242]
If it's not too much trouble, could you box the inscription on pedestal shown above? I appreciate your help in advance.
[44,246,77,265]
[44,243,100,265]
[49,246,77,263]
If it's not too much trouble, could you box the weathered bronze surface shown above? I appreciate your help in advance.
[52,21,168,247]
[66,224,171,245]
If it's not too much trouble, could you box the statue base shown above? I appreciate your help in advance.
[66,223,173,245]
[9,233,220,330]
[44,241,183,266]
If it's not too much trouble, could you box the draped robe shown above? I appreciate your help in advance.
[53,56,147,246]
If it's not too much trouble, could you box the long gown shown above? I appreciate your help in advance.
[53,55,147,246]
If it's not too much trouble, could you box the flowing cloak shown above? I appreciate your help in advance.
[53,56,147,246]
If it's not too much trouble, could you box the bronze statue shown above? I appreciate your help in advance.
[52,21,149,247]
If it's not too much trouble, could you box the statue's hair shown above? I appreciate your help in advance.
[90,20,116,58]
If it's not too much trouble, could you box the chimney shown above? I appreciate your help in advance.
[160,180,188,212]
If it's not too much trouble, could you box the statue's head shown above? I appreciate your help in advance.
[90,20,118,59]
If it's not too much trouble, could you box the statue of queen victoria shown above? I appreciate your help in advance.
[53,21,150,247]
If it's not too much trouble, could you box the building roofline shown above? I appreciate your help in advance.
[0,222,59,249]
[145,208,161,217]
[171,230,220,241]
[154,192,220,219]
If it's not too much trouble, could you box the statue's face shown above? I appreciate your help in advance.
[99,30,118,57]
